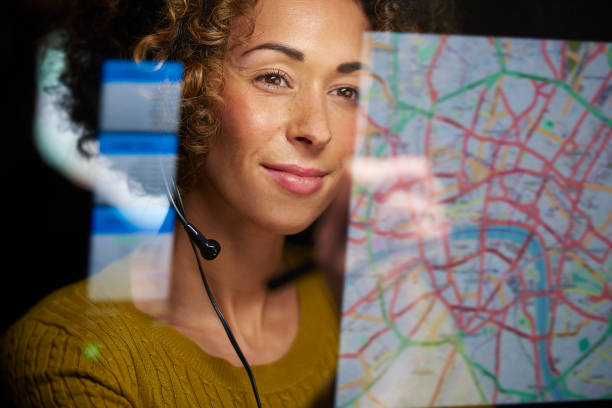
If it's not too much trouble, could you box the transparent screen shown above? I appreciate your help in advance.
[336,32,612,407]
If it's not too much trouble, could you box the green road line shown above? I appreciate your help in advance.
[374,141,387,157]
[364,206,407,341]
[561,375,612,400]
[418,39,440,63]
[338,335,456,408]
[391,33,400,100]
[434,73,502,106]
[538,327,611,397]
[565,265,603,295]
[396,101,434,118]
[456,336,490,403]
[376,279,403,340]
[363,189,375,265]
[338,340,409,408]
[564,287,602,297]
[390,109,418,134]
[607,45,612,68]
[470,360,537,400]
[352,184,368,196]
[494,38,507,71]
[353,187,375,273]
[504,70,612,125]
[559,377,592,400]
[398,68,610,132]
[365,218,377,273]
[571,263,604,292]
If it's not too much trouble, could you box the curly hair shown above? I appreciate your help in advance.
[55,0,458,191]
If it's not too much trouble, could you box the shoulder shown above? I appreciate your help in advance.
[2,273,145,347]
[1,279,142,407]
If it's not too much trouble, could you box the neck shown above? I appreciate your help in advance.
[165,181,288,335]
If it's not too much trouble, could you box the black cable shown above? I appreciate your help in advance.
[164,177,262,407]
[187,239,262,408]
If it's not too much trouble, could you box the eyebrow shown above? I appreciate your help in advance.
[241,42,304,61]
[240,42,367,73]
[337,62,367,73]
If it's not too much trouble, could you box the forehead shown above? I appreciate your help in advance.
[228,0,369,61]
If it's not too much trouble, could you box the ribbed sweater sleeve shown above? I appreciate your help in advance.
[1,268,339,407]
[1,278,141,408]
[2,319,133,407]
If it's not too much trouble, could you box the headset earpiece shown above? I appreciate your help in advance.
[163,175,221,261]
[183,223,221,260]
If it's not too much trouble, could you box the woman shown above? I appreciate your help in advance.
[2,0,454,406]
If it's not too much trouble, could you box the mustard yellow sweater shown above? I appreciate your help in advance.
[1,266,339,407]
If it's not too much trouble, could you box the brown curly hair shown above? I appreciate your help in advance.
[56,0,458,191]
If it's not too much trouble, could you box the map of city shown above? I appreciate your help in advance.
[336,33,612,407]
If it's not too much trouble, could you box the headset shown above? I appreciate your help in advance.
[163,176,262,408]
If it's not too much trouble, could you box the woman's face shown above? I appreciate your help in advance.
[201,0,369,235]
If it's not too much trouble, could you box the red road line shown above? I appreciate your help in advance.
[542,40,560,80]
[493,309,508,404]
[569,122,606,179]
[426,35,447,104]
[348,235,368,245]
[547,292,562,376]
[560,42,567,79]
[520,292,543,389]
[390,290,436,320]
[471,86,490,131]
[343,288,381,317]
[428,346,458,406]
[585,43,607,66]
[485,247,514,265]
[558,293,608,323]
[388,284,401,324]
[340,326,392,359]
[498,86,518,121]
[407,296,437,338]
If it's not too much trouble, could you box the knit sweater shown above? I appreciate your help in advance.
[1,258,339,407]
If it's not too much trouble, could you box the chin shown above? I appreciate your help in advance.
[266,216,318,236]
[254,206,323,236]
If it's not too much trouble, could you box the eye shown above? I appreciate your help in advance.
[254,70,290,89]
[331,86,359,104]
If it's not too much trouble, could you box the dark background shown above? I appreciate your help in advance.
[3,1,611,407]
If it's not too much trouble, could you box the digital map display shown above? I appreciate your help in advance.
[336,33,612,407]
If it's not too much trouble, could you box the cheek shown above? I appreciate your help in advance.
[219,85,288,153]
[330,110,358,161]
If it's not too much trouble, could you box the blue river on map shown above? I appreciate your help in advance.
[451,225,565,400]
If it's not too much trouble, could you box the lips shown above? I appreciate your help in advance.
[262,164,328,195]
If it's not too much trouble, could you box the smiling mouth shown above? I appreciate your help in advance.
[261,164,328,195]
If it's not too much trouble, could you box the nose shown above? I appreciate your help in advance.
[286,87,332,150]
